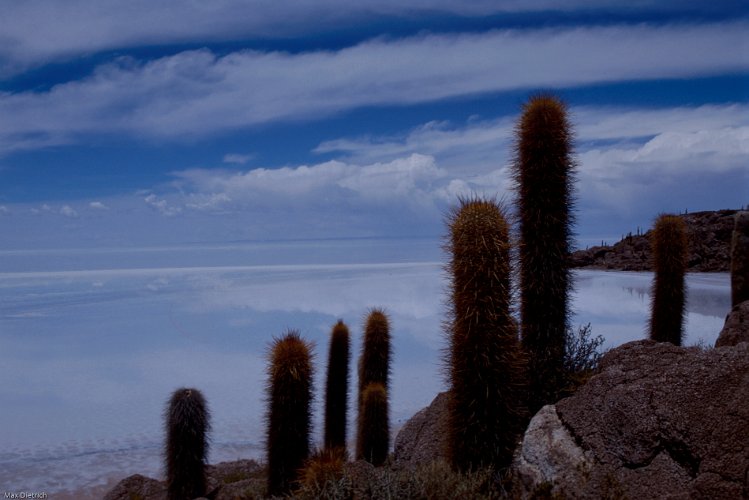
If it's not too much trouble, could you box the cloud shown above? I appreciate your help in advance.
[222,153,252,165]
[0,206,9,216]
[60,205,78,217]
[0,21,747,154]
[1,1,733,75]
[144,194,181,217]
[89,201,109,210]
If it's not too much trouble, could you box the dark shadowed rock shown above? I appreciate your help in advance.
[716,300,749,347]
[104,459,264,500]
[570,209,737,272]
[513,340,749,499]
[393,391,449,467]
[103,474,165,500]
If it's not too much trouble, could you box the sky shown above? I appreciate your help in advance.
[0,1,747,251]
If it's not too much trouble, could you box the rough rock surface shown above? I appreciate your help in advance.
[716,300,749,347]
[732,211,749,306]
[514,340,749,499]
[570,209,737,272]
[104,459,264,500]
[393,391,449,467]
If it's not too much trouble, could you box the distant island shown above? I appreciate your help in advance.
[570,209,740,272]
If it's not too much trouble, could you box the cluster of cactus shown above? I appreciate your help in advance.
[513,94,575,414]
[164,387,210,500]
[445,198,528,471]
[648,214,688,345]
[356,309,391,466]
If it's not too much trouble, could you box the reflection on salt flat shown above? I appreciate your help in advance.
[0,251,731,494]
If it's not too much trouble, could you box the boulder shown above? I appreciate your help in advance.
[393,391,449,467]
[716,300,749,347]
[513,340,749,499]
[104,459,264,500]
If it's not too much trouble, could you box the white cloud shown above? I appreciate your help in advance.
[89,201,109,210]
[0,21,747,154]
[0,1,726,75]
[60,205,78,217]
[144,194,181,217]
[222,153,252,165]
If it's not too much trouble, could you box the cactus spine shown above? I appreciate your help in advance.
[324,320,350,453]
[357,382,389,466]
[165,387,210,500]
[649,214,688,345]
[446,198,527,471]
[356,308,391,463]
[731,211,749,307]
[266,330,313,496]
[514,94,575,414]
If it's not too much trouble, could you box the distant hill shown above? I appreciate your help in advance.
[570,209,741,272]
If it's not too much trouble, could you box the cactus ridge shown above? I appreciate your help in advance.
[649,214,688,345]
[513,94,575,413]
[266,330,314,496]
[445,197,528,472]
[357,382,389,466]
[356,308,391,464]
[165,387,210,500]
[324,320,350,452]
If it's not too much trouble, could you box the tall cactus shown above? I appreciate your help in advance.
[324,320,350,453]
[731,211,749,307]
[356,308,391,463]
[513,94,575,414]
[649,214,688,345]
[165,387,210,500]
[446,198,527,471]
[266,330,314,496]
[358,382,389,466]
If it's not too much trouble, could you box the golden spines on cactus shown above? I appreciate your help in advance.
[445,197,527,472]
[649,214,688,345]
[266,330,314,496]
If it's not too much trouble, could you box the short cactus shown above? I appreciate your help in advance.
[649,214,688,345]
[357,382,389,466]
[356,309,391,462]
[324,320,350,452]
[266,330,314,496]
[445,198,527,471]
[165,387,210,500]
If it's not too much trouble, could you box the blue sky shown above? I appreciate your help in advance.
[0,1,747,251]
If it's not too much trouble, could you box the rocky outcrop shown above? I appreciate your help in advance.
[514,340,749,499]
[570,209,738,272]
[104,459,264,500]
[716,300,749,347]
[393,391,449,467]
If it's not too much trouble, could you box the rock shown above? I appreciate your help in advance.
[103,474,165,500]
[570,209,738,272]
[104,459,264,500]
[513,340,749,499]
[716,300,749,347]
[393,391,449,467]
[513,405,594,498]
[732,211,749,306]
